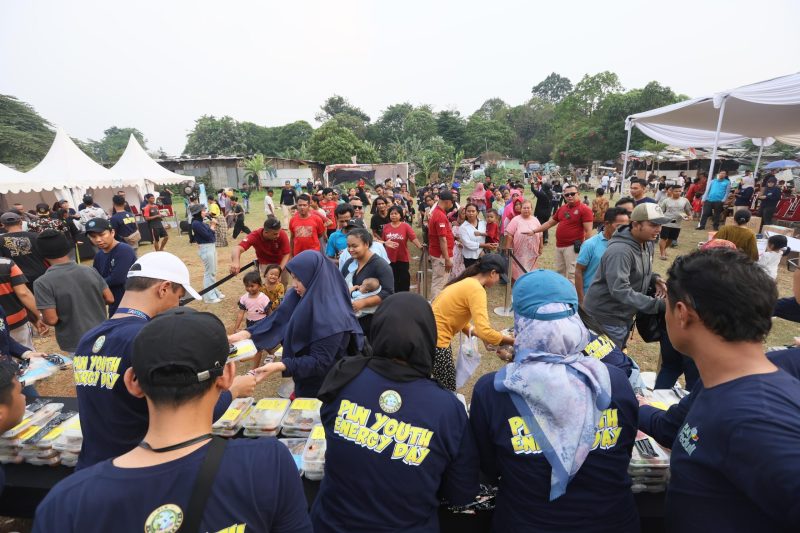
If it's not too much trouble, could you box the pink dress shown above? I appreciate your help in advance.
[504,215,542,280]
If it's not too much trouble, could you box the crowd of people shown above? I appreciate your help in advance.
[0,170,798,533]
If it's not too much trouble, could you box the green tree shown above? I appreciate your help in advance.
[403,107,437,142]
[436,109,466,150]
[531,72,573,103]
[184,115,247,155]
[275,121,313,151]
[242,154,273,189]
[561,71,624,118]
[307,118,379,164]
[315,95,370,123]
[506,98,555,160]
[0,94,54,169]
[87,126,147,164]
[474,98,510,121]
[369,102,415,149]
[463,115,514,156]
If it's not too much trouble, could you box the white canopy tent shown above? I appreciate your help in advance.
[22,128,146,210]
[111,135,193,197]
[623,72,800,196]
[0,161,77,211]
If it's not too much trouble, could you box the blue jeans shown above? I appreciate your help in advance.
[601,322,632,350]
[198,243,221,302]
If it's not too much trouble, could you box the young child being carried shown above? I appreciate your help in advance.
[350,278,381,318]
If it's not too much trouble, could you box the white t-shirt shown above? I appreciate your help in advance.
[758,251,781,280]
[264,195,275,215]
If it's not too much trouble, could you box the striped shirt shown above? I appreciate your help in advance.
[0,258,29,330]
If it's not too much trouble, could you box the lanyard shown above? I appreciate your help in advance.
[115,308,152,321]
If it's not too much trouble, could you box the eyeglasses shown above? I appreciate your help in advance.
[352,205,363,209]
[563,192,577,197]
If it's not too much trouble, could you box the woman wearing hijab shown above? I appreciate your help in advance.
[230,250,363,398]
[431,255,515,390]
[314,293,480,533]
[469,182,488,214]
[470,270,639,532]
[501,196,523,235]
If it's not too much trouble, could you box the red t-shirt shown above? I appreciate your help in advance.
[427,206,454,258]
[553,202,593,248]
[382,222,417,263]
[238,229,290,265]
[320,200,338,225]
[289,214,325,254]
[484,222,500,244]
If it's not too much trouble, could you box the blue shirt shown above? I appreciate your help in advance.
[283,332,349,398]
[34,439,312,533]
[74,317,232,469]
[666,369,800,532]
[634,197,656,205]
[92,243,137,315]
[705,178,731,202]
[191,219,216,244]
[469,365,639,533]
[761,186,782,209]
[311,367,479,533]
[109,211,138,240]
[325,230,348,258]
[576,233,610,294]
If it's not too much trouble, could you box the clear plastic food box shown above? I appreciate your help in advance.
[302,424,326,480]
[281,398,321,437]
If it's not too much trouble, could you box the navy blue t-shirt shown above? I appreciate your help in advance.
[74,317,232,469]
[583,331,634,378]
[191,219,215,244]
[469,365,639,533]
[666,369,800,532]
[639,348,800,449]
[92,243,137,315]
[311,367,479,533]
[34,438,312,533]
[109,211,138,240]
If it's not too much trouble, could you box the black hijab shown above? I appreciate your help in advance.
[318,292,438,402]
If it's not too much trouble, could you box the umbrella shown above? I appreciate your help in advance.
[764,160,800,169]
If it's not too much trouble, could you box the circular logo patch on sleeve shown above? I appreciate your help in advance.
[379,390,402,414]
[145,504,184,533]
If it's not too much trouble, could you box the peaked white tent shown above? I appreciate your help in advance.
[24,128,145,209]
[622,72,800,192]
[0,160,77,210]
[111,135,193,196]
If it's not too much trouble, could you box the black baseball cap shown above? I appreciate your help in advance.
[132,308,229,386]
[344,218,366,230]
[478,254,509,284]
[84,218,112,234]
[0,211,21,225]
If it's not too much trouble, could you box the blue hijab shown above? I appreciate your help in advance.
[247,250,363,358]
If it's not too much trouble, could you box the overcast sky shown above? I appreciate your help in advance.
[2,0,799,155]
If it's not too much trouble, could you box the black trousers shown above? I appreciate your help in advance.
[760,205,777,229]
[391,261,411,292]
[233,219,251,239]
[699,201,724,230]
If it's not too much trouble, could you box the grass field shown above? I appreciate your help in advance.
[34,184,798,402]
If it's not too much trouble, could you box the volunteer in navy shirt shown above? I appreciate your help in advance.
[109,194,139,243]
[86,218,137,315]
[470,270,638,533]
[662,249,800,532]
[74,252,255,469]
[313,293,480,532]
[640,347,800,449]
[35,308,310,533]
[232,251,363,398]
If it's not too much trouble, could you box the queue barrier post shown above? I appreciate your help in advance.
[494,249,515,317]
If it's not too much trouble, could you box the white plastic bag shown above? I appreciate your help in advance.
[455,333,481,388]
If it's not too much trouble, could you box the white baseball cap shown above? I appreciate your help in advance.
[127,252,202,300]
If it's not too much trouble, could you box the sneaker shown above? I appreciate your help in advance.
[217,293,226,299]
[695,226,703,230]
[204,298,222,304]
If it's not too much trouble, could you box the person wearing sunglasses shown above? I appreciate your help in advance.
[527,184,593,283]
[349,198,365,219]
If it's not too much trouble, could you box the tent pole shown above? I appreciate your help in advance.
[703,98,727,199]
[754,142,765,177]
[621,125,632,184]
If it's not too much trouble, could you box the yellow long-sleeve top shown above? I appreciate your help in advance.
[432,277,504,348]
